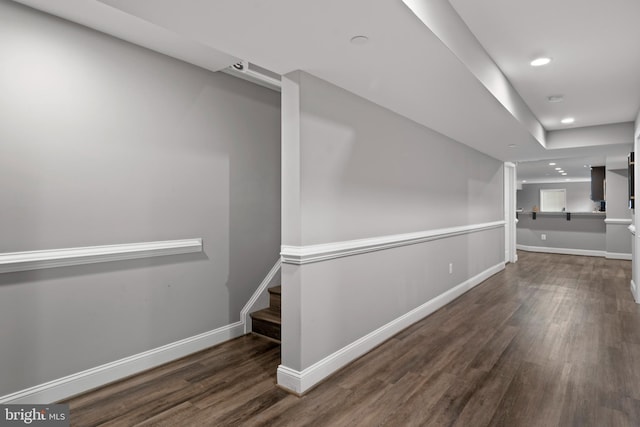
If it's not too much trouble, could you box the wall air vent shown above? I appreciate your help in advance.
[222,60,281,92]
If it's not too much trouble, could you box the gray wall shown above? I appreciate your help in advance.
[635,112,640,291]
[517,214,605,250]
[605,161,632,255]
[0,1,281,396]
[516,162,632,256]
[281,71,504,371]
[517,182,595,213]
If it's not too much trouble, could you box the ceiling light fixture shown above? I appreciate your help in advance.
[508,144,517,148]
[522,180,527,183]
[350,35,369,45]
[547,95,564,103]
[561,117,575,124]
[561,173,568,176]
[555,167,561,170]
[530,57,551,67]
[549,162,556,166]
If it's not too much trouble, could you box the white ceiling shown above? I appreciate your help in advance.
[517,144,631,183]
[449,0,640,131]
[11,0,640,176]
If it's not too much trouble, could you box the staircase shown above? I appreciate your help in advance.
[250,285,281,342]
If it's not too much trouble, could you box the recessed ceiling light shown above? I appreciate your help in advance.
[565,178,571,181]
[350,35,369,45]
[530,57,552,67]
[561,117,575,124]
[555,167,562,170]
[508,144,517,148]
[559,170,565,173]
[522,180,527,183]
[547,95,564,103]
[562,173,568,176]
[549,162,556,166]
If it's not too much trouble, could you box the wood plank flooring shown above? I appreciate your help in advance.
[63,251,638,426]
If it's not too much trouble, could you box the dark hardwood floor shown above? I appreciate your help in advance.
[64,251,638,426]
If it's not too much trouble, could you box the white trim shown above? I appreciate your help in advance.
[605,252,632,260]
[631,280,639,303]
[604,218,632,225]
[277,261,506,394]
[0,239,203,274]
[0,322,244,404]
[0,255,281,404]
[629,224,636,235]
[281,221,505,265]
[519,178,591,185]
[517,244,605,258]
[240,259,281,333]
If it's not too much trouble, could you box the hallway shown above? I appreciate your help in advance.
[65,252,637,426]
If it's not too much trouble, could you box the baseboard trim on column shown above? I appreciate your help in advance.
[277,261,505,394]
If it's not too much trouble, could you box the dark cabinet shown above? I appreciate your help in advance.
[590,166,605,201]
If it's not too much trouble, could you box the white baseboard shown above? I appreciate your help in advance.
[277,261,506,394]
[241,259,281,333]
[605,252,632,260]
[631,280,639,304]
[517,244,605,258]
[0,322,244,404]
[0,255,283,404]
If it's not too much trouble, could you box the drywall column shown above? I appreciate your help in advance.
[280,73,304,372]
[605,158,632,259]
[279,71,504,393]
[632,111,640,301]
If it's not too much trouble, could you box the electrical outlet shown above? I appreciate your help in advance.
[449,263,453,274]
[541,234,547,241]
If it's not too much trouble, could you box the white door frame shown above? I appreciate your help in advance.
[504,162,517,263]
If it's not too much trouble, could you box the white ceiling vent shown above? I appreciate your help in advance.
[222,61,281,92]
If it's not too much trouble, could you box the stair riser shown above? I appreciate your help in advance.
[252,318,281,342]
[270,293,281,311]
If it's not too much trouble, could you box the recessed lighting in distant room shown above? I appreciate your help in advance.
[350,35,369,45]
[508,144,517,148]
[562,173,568,176]
[561,117,575,124]
[530,57,552,67]
[522,180,527,183]
[549,162,556,166]
[555,167,562,170]
[559,170,565,173]
[566,179,571,181]
[547,95,564,103]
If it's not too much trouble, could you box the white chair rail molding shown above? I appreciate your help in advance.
[0,238,203,273]
[280,221,506,265]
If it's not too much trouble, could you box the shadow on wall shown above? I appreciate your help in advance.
[220,77,281,324]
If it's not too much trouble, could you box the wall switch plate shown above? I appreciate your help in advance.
[541,234,547,241]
